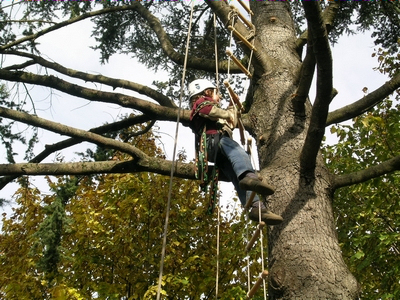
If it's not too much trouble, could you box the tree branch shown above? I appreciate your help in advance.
[326,73,400,126]
[333,155,400,189]
[293,1,340,110]
[0,159,196,181]
[292,41,316,113]
[300,2,333,172]
[2,50,176,108]
[0,114,153,190]
[0,19,57,25]
[295,1,341,55]
[0,5,139,51]
[3,59,36,70]
[0,106,148,160]
[134,1,240,74]
[0,68,191,124]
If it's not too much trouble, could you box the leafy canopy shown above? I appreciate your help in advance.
[323,95,400,299]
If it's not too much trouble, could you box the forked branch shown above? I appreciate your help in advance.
[0,5,138,51]
[135,1,239,73]
[300,1,333,172]
[0,106,147,160]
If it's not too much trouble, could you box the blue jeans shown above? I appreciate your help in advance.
[213,135,259,207]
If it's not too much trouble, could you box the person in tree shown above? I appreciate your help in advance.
[188,79,283,225]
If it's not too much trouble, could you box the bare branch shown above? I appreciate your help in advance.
[0,5,139,51]
[0,106,147,160]
[326,73,400,126]
[0,0,25,10]
[300,1,333,172]
[0,159,196,181]
[135,1,239,74]
[0,68,191,124]
[3,59,36,70]
[0,114,153,190]
[0,19,57,25]
[2,50,176,108]
[293,1,340,111]
[292,42,316,112]
[333,155,400,189]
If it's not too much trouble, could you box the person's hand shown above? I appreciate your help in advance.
[226,112,235,128]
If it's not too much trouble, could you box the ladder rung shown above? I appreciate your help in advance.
[244,191,256,210]
[246,137,252,154]
[238,117,246,146]
[228,25,257,52]
[246,221,265,252]
[223,80,244,112]
[229,5,254,29]
[226,49,252,78]
[238,0,254,16]
[247,270,269,299]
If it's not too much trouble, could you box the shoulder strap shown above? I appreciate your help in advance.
[192,100,218,119]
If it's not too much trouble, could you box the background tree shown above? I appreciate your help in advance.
[324,98,400,300]
[323,48,400,299]
[0,1,399,299]
[1,124,261,299]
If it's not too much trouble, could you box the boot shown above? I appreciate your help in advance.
[248,201,283,225]
[239,173,275,196]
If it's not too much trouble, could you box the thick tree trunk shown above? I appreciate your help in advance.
[248,2,360,299]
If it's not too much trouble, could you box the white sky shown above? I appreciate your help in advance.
[0,2,390,221]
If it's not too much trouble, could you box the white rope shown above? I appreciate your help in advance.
[226,15,235,81]
[215,205,221,298]
[156,1,195,299]
[214,13,220,93]
[258,206,267,300]
[213,12,222,299]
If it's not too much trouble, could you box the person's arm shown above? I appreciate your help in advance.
[196,97,236,127]
[205,106,231,120]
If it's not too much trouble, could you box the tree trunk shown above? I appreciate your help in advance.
[248,2,360,299]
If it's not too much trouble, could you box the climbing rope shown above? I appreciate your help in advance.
[214,13,220,93]
[156,1,195,299]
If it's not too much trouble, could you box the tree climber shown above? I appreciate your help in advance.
[188,79,283,225]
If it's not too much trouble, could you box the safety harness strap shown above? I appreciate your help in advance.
[194,126,221,215]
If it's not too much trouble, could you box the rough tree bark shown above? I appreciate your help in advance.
[230,2,359,299]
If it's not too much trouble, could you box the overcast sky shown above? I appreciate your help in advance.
[0,2,390,220]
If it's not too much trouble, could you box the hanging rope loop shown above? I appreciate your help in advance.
[156,2,195,299]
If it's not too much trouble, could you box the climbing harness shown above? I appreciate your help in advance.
[191,99,222,215]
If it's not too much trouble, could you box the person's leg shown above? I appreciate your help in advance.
[217,162,283,225]
[216,152,247,206]
[219,136,275,196]
[218,136,283,225]
[218,136,254,178]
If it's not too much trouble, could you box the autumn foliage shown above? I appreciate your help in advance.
[1,125,267,299]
